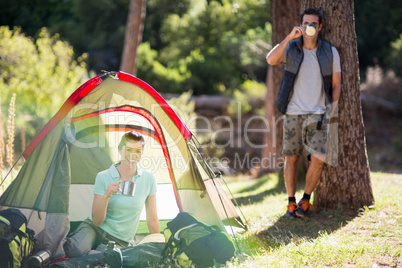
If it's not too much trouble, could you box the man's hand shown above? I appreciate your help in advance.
[288,26,304,40]
[328,100,339,124]
[266,26,304,65]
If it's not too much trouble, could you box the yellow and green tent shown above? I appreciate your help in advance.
[0,71,246,257]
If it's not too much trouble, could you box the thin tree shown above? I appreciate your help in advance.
[120,0,147,75]
[301,0,374,209]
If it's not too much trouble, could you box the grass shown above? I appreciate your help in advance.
[0,153,399,267]
[225,172,402,267]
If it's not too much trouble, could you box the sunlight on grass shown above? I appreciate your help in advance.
[227,172,402,267]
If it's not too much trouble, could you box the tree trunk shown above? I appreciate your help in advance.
[301,0,374,209]
[258,0,301,176]
[120,0,147,75]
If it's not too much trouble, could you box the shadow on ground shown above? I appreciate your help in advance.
[232,174,360,248]
[232,168,303,206]
[257,208,359,248]
[233,180,286,205]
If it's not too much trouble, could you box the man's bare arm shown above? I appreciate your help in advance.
[266,26,304,65]
[330,71,341,117]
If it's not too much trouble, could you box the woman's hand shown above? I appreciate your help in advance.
[104,181,122,198]
[92,181,121,226]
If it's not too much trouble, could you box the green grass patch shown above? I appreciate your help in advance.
[226,172,402,267]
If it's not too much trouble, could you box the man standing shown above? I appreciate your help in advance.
[266,8,341,218]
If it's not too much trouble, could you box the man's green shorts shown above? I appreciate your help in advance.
[282,114,328,156]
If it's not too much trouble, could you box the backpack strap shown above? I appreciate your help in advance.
[169,222,221,257]
[162,223,200,259]
[1,215,25,241]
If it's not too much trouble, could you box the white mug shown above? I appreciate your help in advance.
[306,23,316,37]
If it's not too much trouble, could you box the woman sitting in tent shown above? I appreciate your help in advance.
[64,131,160,258]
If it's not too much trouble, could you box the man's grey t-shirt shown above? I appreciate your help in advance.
[285,46,341,115]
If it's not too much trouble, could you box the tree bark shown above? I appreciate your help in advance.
[258,0,301,175]
[120,0,147,75]
[301,0,374,209]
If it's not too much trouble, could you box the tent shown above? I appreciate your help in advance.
[0,71,246,257]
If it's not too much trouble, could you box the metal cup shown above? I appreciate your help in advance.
[121,181,136,196]
[305,23,316,36]
[28,249,51,266]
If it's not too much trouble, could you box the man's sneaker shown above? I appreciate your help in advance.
[296,199,313,218]
[285,203,298,218]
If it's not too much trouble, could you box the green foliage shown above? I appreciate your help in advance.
[0,0,129,72]
[386,34,402,77]
[228,80,266,116]
[0,0,75,38]
[355,0,402,77]
[166,90,196,133]
[0,0,271,94]
[70,0,129,70]
[1,0,402,86]
[0,0,192,73]
[143,0,191,50]
[158,0,271,94]
[0,26,88,150]
[136,42,189,94]
[138,0,271,95]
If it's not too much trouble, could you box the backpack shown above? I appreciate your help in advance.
[162,212,235,268]
[0,208,36,267]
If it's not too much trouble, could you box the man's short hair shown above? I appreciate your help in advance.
[118,131,145,150]
[301,8,322,25]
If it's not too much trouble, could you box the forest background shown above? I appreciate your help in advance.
[0,0,401,175]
